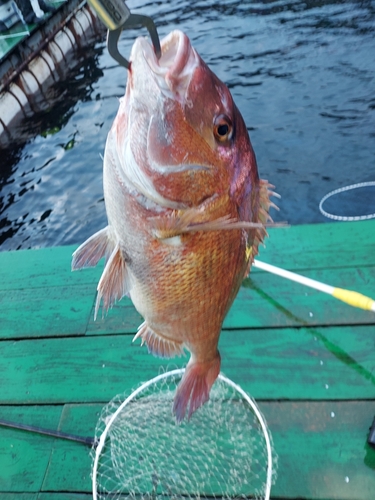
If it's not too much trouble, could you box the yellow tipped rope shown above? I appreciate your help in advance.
[253,260,375,313]
[331,288,375,311]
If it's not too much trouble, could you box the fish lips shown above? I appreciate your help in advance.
[130,30,199,102]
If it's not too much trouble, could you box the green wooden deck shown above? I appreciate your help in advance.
[0,220,374,499]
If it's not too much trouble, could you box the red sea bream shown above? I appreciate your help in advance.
[72,30,277,421]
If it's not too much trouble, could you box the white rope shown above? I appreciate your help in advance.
[319,181,375,221]
[253,259,333,295]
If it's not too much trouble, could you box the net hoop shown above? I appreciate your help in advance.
[92,368,274,500]
[319,181,375,221]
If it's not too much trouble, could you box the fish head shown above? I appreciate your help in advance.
[115,30,259,209]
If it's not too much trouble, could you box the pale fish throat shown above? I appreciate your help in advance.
[134,30,199,100]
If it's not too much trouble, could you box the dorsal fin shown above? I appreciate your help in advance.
[95,244,130,319]
[72,227,113,270]
[254,179,280,249]
[244,179,280,277]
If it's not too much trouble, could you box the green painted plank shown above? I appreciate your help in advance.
[38,495,92,500]
[42,404,99,493]
[263,401,375,499]
[221,324,375,400]
[0,285,95,339]
[0,30,28,61]
[229,265,375,328]
[1,220,374,295]
[0,406,62,492]
[0,221,373,340]
[0,495,37,500]
[1,265,373,341]
[86,296,143,335]
[259,219,375,270]
[0,245,102,291]
[86,266,375,335]
[0,325,374,403]
[42,401,375,500]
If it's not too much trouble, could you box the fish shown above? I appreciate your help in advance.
[72,30,277,421]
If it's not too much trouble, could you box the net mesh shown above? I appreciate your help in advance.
[93,369,277,500]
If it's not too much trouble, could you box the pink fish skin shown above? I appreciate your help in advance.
[72,30,276,421]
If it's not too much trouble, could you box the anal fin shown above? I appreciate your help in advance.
[95,244,130,319]
[133,322,185,358]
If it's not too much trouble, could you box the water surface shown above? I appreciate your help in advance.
[1,0,374,250]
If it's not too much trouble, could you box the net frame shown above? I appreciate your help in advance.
[92,368,274,500]
[319,181,375,221]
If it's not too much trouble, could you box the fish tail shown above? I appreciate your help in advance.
[173,352,221,422]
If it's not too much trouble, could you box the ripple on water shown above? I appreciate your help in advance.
[1,0,374,249]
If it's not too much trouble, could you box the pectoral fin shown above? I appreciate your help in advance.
[152,209,268,240]
[72,227,113,270]
[95,244,130,319]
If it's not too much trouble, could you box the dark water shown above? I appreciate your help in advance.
[1,0,375,250]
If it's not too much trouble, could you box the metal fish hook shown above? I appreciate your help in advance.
[88,0,161,69]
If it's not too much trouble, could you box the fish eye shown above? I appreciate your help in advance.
[213,115,233,143]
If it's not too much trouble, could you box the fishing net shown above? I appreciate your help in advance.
[92,369,277,500]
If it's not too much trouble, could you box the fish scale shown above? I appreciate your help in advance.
[72,30,275,421]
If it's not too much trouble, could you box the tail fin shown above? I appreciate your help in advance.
[173,353,221,422]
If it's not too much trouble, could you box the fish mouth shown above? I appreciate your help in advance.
[132,30,199,99]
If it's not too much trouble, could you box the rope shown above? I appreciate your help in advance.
[319,181,375,221]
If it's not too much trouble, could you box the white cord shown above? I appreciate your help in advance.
[92,369,274,500]
[253,259,333,295]
[319,181,375,221]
